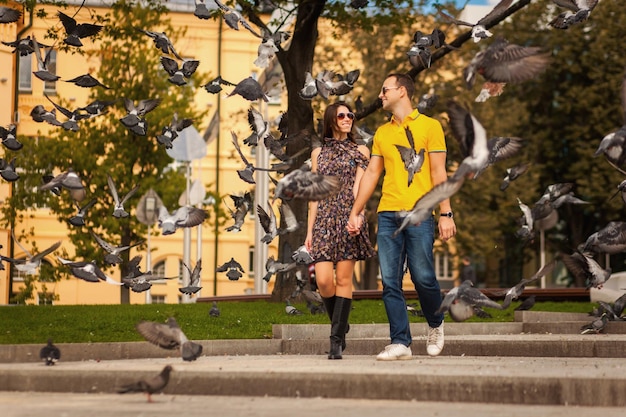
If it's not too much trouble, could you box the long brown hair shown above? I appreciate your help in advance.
[322,101,356,143]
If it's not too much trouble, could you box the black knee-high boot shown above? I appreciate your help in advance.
[328,297,352,360]
[322,296,349,351]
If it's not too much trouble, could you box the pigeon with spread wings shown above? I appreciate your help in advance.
[438,0,513,43]
[135,317,203,361]
[158,205,208,235]
[231,131,278,184]
[463,37,551,90]
[57,11,103,47]
[179,259,202,295]
[107,175,139,218]
[273,164,341,202]
[216,257,245,281]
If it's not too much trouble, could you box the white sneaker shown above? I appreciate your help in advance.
[427,322,444,357]
[376,343,412,361]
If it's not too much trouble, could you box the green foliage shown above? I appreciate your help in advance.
[0,299,595,344]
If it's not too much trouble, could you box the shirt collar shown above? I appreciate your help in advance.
[390,108,421,125]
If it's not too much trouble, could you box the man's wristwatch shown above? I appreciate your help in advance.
[440,211,454,218]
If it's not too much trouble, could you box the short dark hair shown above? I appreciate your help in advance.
[386,73,415,99]
[322,101,356,143]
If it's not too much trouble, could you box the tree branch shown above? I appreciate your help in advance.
[356,0,532,120]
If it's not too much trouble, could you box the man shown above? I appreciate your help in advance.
[347,73,456,360]
[460,256,477,286]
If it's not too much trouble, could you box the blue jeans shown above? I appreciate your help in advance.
[377,212,443,346]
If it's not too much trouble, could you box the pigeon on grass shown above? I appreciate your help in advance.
[135,317,203,361]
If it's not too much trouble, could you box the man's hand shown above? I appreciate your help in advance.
[438,217,456,241]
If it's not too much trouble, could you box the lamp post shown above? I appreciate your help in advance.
[136,189,163,304]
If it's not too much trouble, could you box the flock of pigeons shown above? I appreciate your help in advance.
[0,1,346,293]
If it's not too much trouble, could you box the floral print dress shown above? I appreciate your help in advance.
[310,137,376,263]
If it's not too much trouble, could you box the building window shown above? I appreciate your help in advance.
[38,292,55,305]
[43,50,57,94]
[18,54,32,93]
[152,260,167,284]
[151,295,165,304]
[434,251,453,280]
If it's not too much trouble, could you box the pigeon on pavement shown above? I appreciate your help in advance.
[39,338,61,366]
[117,365,173,403]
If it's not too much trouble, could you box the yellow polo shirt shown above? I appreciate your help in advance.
[372,109,446,212]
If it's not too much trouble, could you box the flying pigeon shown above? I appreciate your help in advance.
[0,6,21,24]
[160,56,200,86]
[68,198,97,227]
[515,197,534,241]
[11,237,61,276]
[273,164,341,202]
[263,255,296,282]
[2,35,50,56]
[122,270,176,293]
[463,37,551,89]
[499,259,557,309]
[0,157,19,182]
[395,126,425,187]
[594,71,626,175]
[135,317,203,361]
[436,280,504,322]
[30,105,62,127]
[292,245,314,265]
[231,131,278,184]
[226,76,268,102]
[117,365,173,403]
[244,106,272,147]
[299,71,318,100]
[514,295,536,311]
[393,173,466,237]
[257,200,299,244]
[179,259,202,295]
[38,168,86,201]
[79,99,117,117]
[580,221,626,255]
[156,113,193,149]
[64,73,109,89]
[214,0,262,37]
[135,28,182,59]
[91,231,143,266]
[57,256,122,285]
[254,35,278,68]
[216,257,245,281]
[203,75,236,94]
[500,162,530,191]
[438,0,513,43]
[446,100,490,177]
[31,34,60,82]
[44,93,90,132]
[549,0,598,29]
[224,191,253,232]
[119,98,161,135]
[209,301,220,317]
[158,205,208,235]
[561,250,611,289]
[57,11,103,47]
[39,338,61,366]
[107,174,139,218]
[194,0,218,19]
[0,124,22,151]
[407,29,447,69]
[417,89,439,114]
[474,136,525,178]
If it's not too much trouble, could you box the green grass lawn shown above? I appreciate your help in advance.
[0,299,595,344]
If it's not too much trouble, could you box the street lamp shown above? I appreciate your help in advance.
[136,189,163,304]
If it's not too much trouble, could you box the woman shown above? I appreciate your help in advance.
[305,101,375,359]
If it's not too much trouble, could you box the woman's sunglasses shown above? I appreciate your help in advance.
[337,112,355,120]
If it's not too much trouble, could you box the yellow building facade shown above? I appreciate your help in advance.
[0,0,285,304]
